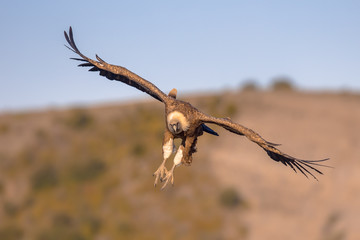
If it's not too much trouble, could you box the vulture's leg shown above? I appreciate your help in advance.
[161,135,197,190]
[153,130,175,187]
[161,145,184,190]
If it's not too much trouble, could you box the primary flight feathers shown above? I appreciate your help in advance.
[65,27,330,188]
[64,27,168,103]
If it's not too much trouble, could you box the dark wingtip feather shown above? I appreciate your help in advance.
[64,44,76,54]
[88,67,99,72]
[265,140,281,147]
[302,158,330,163]
[69,26,73,40]
[265,148,330,180]
[64,27,78,54]
[70,57,87,62]
[64,30,71,45]
[78,62,94,67]
[96,54,105,63]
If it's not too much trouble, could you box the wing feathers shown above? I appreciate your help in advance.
[263,145,329,180]
[70,57,87,62]
[202,124,219,136]
[88,67,99,72]
[78,63,93,67]
[64,26,169,103]
[200,114,330,180]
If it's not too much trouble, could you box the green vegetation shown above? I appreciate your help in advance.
[65,108,94,130]
[0,225,23,240]
[68,158,106,182]
[31,164,59,191]
[0,99,249,239]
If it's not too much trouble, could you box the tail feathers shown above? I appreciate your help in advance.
[202,124,219,136]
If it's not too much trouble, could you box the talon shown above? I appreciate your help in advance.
[160,166,176,190]
[153,162,168,187]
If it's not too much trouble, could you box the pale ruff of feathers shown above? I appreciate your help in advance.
[167,111,190,131]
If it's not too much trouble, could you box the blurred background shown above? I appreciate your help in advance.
[0,1,359,239]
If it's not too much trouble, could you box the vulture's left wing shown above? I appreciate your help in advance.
[64,27,169,103]
[199,114,330,180]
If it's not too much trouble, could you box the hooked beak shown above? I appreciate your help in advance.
[171,123,180,133]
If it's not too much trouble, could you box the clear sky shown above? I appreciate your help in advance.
[1,1,359,111]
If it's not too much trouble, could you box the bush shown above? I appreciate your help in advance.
[69,158,106,182]
[322,212,346,240]
[3,202,19,217]
[131,143,147,157]
[66,108,93,130]
[219,188,247,209]
[37,229,86,240]
[225,103,237,117]
[0,225,23,240]
[31,165,58,191]
[271,77,295,91]
[241,80,259,91]
[53,213,73,227]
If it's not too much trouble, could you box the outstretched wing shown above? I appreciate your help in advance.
[64,27,169,103]
[200,114,330,180]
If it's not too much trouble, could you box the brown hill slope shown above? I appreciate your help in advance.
[0,90,358,239]
[206,91,360,240]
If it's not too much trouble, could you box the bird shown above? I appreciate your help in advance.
[64,27,329,189]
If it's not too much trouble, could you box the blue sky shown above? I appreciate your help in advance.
[1,1,359,111]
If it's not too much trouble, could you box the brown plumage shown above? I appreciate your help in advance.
[64,27,330,189]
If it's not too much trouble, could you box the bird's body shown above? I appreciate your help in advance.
[64,27,329,189]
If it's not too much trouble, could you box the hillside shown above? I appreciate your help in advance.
[0,90,359,240]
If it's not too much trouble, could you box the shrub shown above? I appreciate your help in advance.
[3,202,19,217]
[69,158,106,182]
[31,165,58,191]
[37,229,86,240]
[118,221,134,235]
[82,215,102,235]
[225,103,237,117]
[131,143,147,157]
[322,212,346,240]
[53,213,73,227]
[219,187,248,209]
[66,108,93,130]
[0,225,23,240]
[241,80,259,91]
[271,77,295,91]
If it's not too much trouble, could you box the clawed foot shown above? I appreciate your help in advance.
[153,163,168,187]
[160,168,175,190]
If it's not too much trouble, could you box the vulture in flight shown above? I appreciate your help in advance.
[64,27,329,189]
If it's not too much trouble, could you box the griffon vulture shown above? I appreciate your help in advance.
[64,27,329,189]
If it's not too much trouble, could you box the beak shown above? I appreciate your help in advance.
[172,124,178,132]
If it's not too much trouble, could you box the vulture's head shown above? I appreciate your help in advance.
[167,111,190,134]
